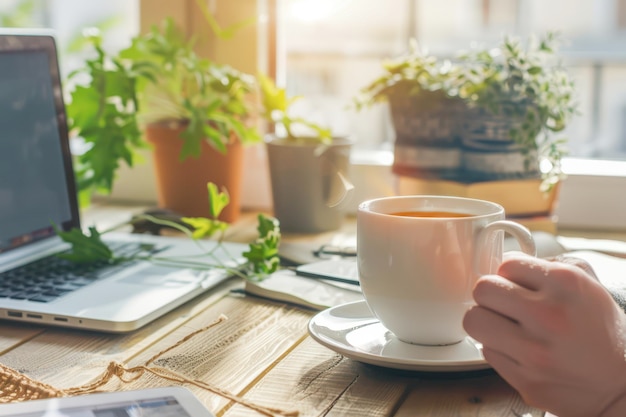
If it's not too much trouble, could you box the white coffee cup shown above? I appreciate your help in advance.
[357,195,536,346]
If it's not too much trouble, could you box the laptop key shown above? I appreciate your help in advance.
[54,283,84,291]
[42,290,71,297]
[28,294,60,303]
[0,241,149,303]
[9,292,33,300]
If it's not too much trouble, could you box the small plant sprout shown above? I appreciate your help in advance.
[55,182,281,281]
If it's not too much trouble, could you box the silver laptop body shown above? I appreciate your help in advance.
[0,31,247,333]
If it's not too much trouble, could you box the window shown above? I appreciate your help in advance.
[278,0,626,230]
[280,0,626,159]
[0,0,138,77]
[2,0,625,231]
[619,0,626,29]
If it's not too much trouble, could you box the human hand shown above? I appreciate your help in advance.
[463,252,626,417]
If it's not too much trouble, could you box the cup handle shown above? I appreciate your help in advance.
[326,170,355,208]
[474,220,537,277]
[316,143,354,208]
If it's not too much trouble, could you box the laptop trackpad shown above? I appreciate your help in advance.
[120,265,209,286]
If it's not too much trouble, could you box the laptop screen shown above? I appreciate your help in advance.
[0,33,80,254]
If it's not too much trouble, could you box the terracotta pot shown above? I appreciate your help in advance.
[146,122,244,223]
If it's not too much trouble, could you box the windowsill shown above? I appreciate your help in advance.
[561,157,626,177]
[105,146,626,234]
[556,157,626,231]
[349,151,626,233]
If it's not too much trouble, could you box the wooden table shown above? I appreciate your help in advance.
[0,205,547,416]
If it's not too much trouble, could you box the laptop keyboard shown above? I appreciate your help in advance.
[0,241,163,303]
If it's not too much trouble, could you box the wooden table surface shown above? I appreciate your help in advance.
[0,205,548,416]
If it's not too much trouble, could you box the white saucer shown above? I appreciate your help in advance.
[308,300,490,372]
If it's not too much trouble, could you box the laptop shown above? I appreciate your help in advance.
[0,31,248,333]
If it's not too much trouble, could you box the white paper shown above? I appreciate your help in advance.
[244,269,363,310]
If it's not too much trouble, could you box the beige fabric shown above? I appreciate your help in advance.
[0,361,65,402]
[0,314,298,417]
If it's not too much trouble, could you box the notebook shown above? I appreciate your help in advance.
[0,31,248,333]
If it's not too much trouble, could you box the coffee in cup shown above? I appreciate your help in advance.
[357,195,536,346]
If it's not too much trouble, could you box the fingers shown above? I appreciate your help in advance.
[480,346,524,384]
[546,255,599,281]
[472,257,596,334]
[463,305,522,361]
[506,250,598,282]
[498,253,599,295]
[464,253,626,417]
[497,253,552,291]
[464,303,560,407]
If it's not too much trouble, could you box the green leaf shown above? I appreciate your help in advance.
[207,182,230,219]
[180,216,228,239]
[242,214,281,279]
[66,15,260,203]
[179,116,206,159]
[258,72,289,115]
[258,71,332,142]
[55,226,114,264]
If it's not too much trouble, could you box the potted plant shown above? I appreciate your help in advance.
[356,32,576,185]
[258,73,354,233]
[66,18,260,222]
[354,42,468,181]
[455,32,577,190]
[354,33,577,233]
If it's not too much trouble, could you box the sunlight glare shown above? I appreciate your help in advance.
[289,0,351,22]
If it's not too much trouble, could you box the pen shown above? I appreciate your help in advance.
[293,268,360,286]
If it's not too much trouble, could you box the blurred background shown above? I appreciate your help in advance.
[2,0,625,161]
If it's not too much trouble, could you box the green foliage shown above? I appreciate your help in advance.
[55,226,114,264]
[355,33,578,188]
[180,183,230,239]
[56,183,281,282]
[180,216,229,240]
[354,39,455,110]
[65,17,123,54]
[120,18,260,156]
[242,214,281,280]
[0,0,39,27]
[456,33,577,185]
[66,33,147,199]
[206,182,230,219]
[258,72,332,144]
[66,17,261,198]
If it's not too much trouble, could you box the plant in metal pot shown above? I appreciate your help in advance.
[258,72,333,144]
[354,32,578,191]
[66,17,260,220]
[258,73,354,233]
[353,40,468,180]
[455,32,578,190]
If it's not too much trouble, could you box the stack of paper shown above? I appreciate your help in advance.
[243,269,363,311]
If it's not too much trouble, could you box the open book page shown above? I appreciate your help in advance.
[556,236,626,258]
[244,269,363,311]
